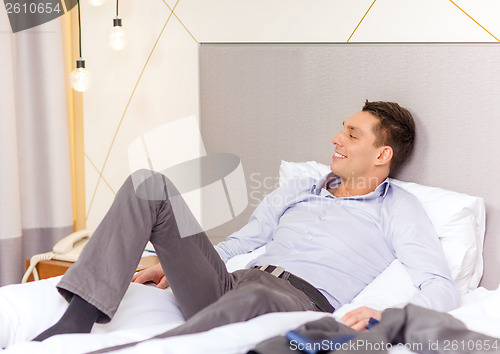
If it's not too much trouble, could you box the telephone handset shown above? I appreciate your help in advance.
[21,229,94,283]
[52,229,93,262]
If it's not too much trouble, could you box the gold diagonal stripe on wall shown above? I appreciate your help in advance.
[162,0,199,43]
[171,12,199,43]
[86,0,181,219]
[347,0,377,42]
[85,154,116,218]
[85,153,116,194]
[448,0,500,42]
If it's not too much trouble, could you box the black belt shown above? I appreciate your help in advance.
[253,265,334,313]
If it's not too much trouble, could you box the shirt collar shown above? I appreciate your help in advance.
[314,172,390,199]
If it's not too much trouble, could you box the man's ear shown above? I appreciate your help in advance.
[376,146,393,166]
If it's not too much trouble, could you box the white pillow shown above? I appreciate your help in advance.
[278,160,486,295]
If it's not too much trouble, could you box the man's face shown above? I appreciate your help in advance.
[330,111,383,180]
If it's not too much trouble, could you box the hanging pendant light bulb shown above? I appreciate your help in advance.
[108,17,127,50]
[69,59,91,92]
[69,0,91,92]
[88,0,106,6]
[108,0,127,50]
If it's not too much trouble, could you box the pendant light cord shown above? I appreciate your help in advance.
[77,0,82,58]
[116,0,119,17]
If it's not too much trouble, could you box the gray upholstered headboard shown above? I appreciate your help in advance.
[199,43,500,289]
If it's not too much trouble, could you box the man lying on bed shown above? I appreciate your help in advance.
[33,100,459,344]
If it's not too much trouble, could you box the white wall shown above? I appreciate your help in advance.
[81,0,500,229]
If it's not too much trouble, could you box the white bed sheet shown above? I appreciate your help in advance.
[2,276,500,354]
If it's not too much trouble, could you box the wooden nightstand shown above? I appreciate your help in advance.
[24,259,73,281]
[25,255,160,282]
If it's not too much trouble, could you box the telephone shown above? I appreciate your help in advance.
[52,229,93,262]
[21,229,94,283]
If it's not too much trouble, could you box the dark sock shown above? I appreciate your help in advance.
[33,294,101,341]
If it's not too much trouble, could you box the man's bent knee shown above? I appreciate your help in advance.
[129,169,178,202]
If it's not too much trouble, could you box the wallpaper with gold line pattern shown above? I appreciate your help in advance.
[79,0,499,230]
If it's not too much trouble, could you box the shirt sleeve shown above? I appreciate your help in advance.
[214,187,289,263]
[390,193,460,312]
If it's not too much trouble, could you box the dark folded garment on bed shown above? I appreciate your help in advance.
[248,304,500,354]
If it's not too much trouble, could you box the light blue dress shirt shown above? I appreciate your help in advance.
[214,173,460,312]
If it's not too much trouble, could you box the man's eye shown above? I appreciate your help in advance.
[349,134,356,139]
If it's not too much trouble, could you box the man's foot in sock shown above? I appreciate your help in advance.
[33,294,101,341]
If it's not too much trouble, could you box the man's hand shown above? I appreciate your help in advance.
[341,306,382,331]
[131,262,169,289]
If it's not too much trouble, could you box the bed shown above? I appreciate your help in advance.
[2,43,500,353]
[1,161,498,353]
[1,274,500,353]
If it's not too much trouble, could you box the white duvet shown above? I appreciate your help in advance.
[2,269,500,354]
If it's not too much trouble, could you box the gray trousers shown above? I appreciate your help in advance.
[57,170,319,340]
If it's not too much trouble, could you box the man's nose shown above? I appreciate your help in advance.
[332,132,343,146]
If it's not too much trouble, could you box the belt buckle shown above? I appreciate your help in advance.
[261,264,285,278]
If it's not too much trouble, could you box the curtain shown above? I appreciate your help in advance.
[0,10,74,285]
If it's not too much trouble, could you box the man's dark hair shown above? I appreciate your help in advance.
[362,100,415,174]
